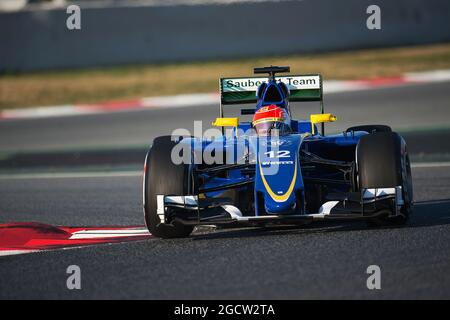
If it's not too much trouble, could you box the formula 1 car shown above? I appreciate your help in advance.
[143,66,413,238]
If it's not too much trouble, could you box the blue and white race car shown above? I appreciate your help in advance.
[143,66,413,238]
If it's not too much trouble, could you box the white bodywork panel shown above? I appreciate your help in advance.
[363,186,404,205]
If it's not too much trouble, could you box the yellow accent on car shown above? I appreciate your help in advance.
[212,117,239,128]
[258,157,297,202]
[310,113,337,134]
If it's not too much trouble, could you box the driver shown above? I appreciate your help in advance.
[252,104,291,136]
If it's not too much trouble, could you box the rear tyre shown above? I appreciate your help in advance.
[356,132,413,226]
[144,136,194,238]
[346,124,391,134]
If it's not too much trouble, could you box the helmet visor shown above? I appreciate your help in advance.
[254,121,283,136]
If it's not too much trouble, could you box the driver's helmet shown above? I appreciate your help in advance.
[252,104,291,136]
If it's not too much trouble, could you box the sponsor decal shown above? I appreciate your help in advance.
[259,156,298,202]
[261,161,294,166]
[222,75,321,92]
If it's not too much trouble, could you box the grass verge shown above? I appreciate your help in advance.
[1,43,450,109]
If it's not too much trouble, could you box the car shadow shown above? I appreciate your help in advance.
[408,199,450,228]
[191,199,450,241]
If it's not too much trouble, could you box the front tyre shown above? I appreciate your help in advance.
[143,136,194,238]
[356,132,413,226]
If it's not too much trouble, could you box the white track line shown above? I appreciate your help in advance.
[0,171,141,180]
[0,249,40,257]
[415,199,450,206]
[404,69,450,83]
[69,228,150,239]
[141,93,219,108]
[411,162,450,168]
[0,238,155,257]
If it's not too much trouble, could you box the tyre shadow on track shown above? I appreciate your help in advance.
[190,199,450,241]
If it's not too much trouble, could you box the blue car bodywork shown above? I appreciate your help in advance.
[150,67,407,228]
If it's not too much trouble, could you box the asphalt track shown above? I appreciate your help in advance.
[0,166,450,299]
[1,82,450,299]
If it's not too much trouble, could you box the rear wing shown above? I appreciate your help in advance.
[220,74,322,105]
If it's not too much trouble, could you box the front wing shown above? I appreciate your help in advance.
[156,187,405,226]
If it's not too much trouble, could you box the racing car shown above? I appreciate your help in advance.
[143,66,413,238]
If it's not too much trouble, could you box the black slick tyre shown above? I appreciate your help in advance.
[144,136,194,238]
[356,132,413,226]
